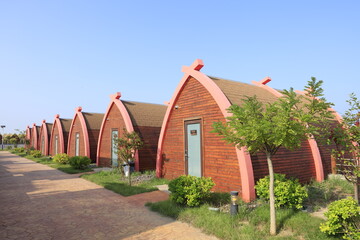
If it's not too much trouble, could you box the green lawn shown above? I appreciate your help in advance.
[11,151,93,174]
[81,169,170,196]
[146,200,337,240]
[146,177,354,240]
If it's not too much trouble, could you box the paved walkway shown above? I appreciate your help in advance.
[0,152,218,240]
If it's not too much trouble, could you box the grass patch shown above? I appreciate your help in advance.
[11,151,93,174]
[306,175,354,210]
[145,199,183,218]
[81,169,169,196]
[147,200,336,240]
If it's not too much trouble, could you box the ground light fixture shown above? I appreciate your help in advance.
[1,125,5,150]
[230,191,239,215]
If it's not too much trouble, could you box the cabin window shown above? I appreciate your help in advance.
[55,135,58,155]
[111,129,119,167]
[75,133,80,156]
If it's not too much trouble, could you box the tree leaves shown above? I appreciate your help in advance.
[212,78,333,156]
[114,128,143,165]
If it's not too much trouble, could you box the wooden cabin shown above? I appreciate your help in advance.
[156,59,339,202]
[30,124,40,150]
[96,92,167,171]
[49,114,72,156]
[38,120,53,156]
[25,125,32,149]
[67,107,104,162]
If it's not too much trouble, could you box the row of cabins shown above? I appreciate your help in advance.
[24,59,340,202]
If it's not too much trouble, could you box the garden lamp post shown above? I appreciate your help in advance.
[1,125,5,150]
[230,191,239,215]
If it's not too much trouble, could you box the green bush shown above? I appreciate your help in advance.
[69,156,91,170]
[320,197,360,239]
[6,146,12,150]
[30,150,42,158]
[255,173,308,209]
[14,147,25,153]
[53,153,70,164]
[168,175,215,207]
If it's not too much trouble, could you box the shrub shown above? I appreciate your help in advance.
[255,173,308,209]
[168,175,215,207]
[6,146,12,150]
[53,153,70,164]
[14,147,25,153]
[320,197,360,239]
[30,150,42,158]
[69,156,91,170]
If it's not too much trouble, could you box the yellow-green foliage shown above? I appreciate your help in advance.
[53,153,70,164]
[255,173,308,209]
[320,197,360,239]
[13,147,25,153]
[30,150,42,158]
[168,175,214,207]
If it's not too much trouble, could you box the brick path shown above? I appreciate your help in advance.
[0,152,218,240]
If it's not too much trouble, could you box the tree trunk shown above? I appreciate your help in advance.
[266,152,277,235]
[354,177,359,204]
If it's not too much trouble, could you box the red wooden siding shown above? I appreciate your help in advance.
[161,77,243,193]
[251,141,316,184]
[67,116,85,157]
[135,126,161,171]
[98,103,126,167]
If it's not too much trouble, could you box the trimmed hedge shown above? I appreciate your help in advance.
[53,153,70,164]
[30,150,42,158]
[255,173,308,209]
[168,175,214,207]
[320,197,360,239]
[69,156,91,170]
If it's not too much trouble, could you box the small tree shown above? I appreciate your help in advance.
[4,134,12,144]
[10,137,18,148]
[330,93,360,203]
[114,129,143,186]
[213,77,332,235]
[15,129,26,144]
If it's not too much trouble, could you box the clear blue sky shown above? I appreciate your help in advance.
[1,1,359,133]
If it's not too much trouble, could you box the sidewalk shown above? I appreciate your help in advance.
[0,151,218,240]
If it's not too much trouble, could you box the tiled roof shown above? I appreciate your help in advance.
[209,76,279,106]
[122,101,167,127]
[82,113,104,130]
[209,76,329,118]
[60,119,72,133]
[45,123,53,137]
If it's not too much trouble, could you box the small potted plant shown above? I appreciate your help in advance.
[114,129,143,186]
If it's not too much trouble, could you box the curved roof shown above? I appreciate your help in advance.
[83,113,104,130]
[68,107,104,159]
[96,92,167,169]
[39,120,53,155]
[123,101,167,127]
[209,76,279,106]
[26,126,31,140]
[50,114,72,154]
[60,118,72,133]
[31,124,40,150]
[156,59,255,202]
[45,123,53,137]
